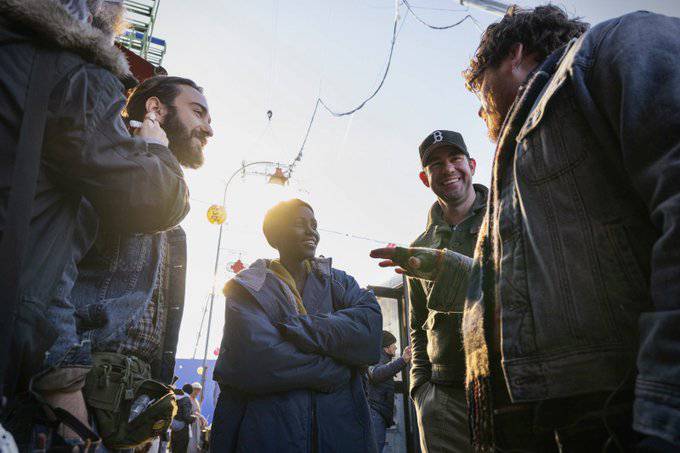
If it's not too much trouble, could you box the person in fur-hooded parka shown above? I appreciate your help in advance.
[0,0,190,438]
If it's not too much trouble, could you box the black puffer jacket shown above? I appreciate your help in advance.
[0,0,189,392]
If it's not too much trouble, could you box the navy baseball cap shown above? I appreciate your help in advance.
[419,130,469,166]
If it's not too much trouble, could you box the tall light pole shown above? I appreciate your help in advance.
[198,161,289,399]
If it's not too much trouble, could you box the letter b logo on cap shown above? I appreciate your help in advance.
[433,131,443,142]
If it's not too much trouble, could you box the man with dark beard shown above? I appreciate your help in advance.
[460,5,680,451]
[42,75,213,449]
[123,76,213,169]
[375,4,680,452]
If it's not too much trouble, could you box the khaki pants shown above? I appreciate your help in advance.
[413,382,473,453]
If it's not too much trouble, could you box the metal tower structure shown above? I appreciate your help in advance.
[116,0,167,66]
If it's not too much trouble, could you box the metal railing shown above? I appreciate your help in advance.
[115,0,167,66]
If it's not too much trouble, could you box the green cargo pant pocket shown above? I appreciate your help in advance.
[83,353,177,449]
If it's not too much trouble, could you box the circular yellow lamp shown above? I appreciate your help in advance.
[207,204,227,225]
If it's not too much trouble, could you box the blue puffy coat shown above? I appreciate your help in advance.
[211,258,382,452]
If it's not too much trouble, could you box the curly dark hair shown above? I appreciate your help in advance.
[463,4,589,92]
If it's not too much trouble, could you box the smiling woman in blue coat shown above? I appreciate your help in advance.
[210,199,383,453]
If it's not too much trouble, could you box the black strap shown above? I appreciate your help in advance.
[49,407,101,448]
[28,369,102,450]
[0,50,58,393]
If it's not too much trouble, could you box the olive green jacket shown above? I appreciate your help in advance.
[408,184,487,394]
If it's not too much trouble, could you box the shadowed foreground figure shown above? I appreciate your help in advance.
[0,0,189,448]
[211,199,382,453]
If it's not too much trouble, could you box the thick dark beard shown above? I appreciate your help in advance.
[485,84,516,144]
[163,107,205,169]
[486,109,505,143]
[482,94,507,144]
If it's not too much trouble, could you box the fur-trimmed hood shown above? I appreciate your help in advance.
[0,0,130,77]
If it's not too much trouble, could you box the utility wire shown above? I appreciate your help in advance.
[192,293,212,359]
[318,228,405,247]
[402,0,474,29]
[287,0,475,176]
[287,0,403,175]
[266,0,280,109]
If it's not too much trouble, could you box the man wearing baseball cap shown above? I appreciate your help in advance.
[381,130,487,452]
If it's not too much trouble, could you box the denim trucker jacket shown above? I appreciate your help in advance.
[46,201,187,384]
[454,12,680,446]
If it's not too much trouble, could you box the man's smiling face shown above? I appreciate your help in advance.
[162,85,214,169]
[421,147,476,205]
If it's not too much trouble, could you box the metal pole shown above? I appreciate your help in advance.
[460,0,509,16]
[198,181,227,402]
[197,160,288,402]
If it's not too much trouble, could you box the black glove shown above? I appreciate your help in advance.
[390,246,446,280]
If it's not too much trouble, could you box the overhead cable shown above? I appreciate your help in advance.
[287,0,475,176]
[192,293,212,359]
[287,0,402,175]
[402,0,474,29]
[318,228,405,247]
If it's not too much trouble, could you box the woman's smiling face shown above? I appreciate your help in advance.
[277,205,320,261]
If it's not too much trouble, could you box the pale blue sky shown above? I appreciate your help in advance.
[151,0,680,358]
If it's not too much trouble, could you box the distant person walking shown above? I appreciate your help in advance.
[367,331,411,452]
[188,382,208,452]
[172,384,197,453]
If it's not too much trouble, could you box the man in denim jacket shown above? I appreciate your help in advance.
[42,75,213,441]
[373,5,680,451]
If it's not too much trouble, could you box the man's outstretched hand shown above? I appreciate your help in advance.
[369,246,445,281]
